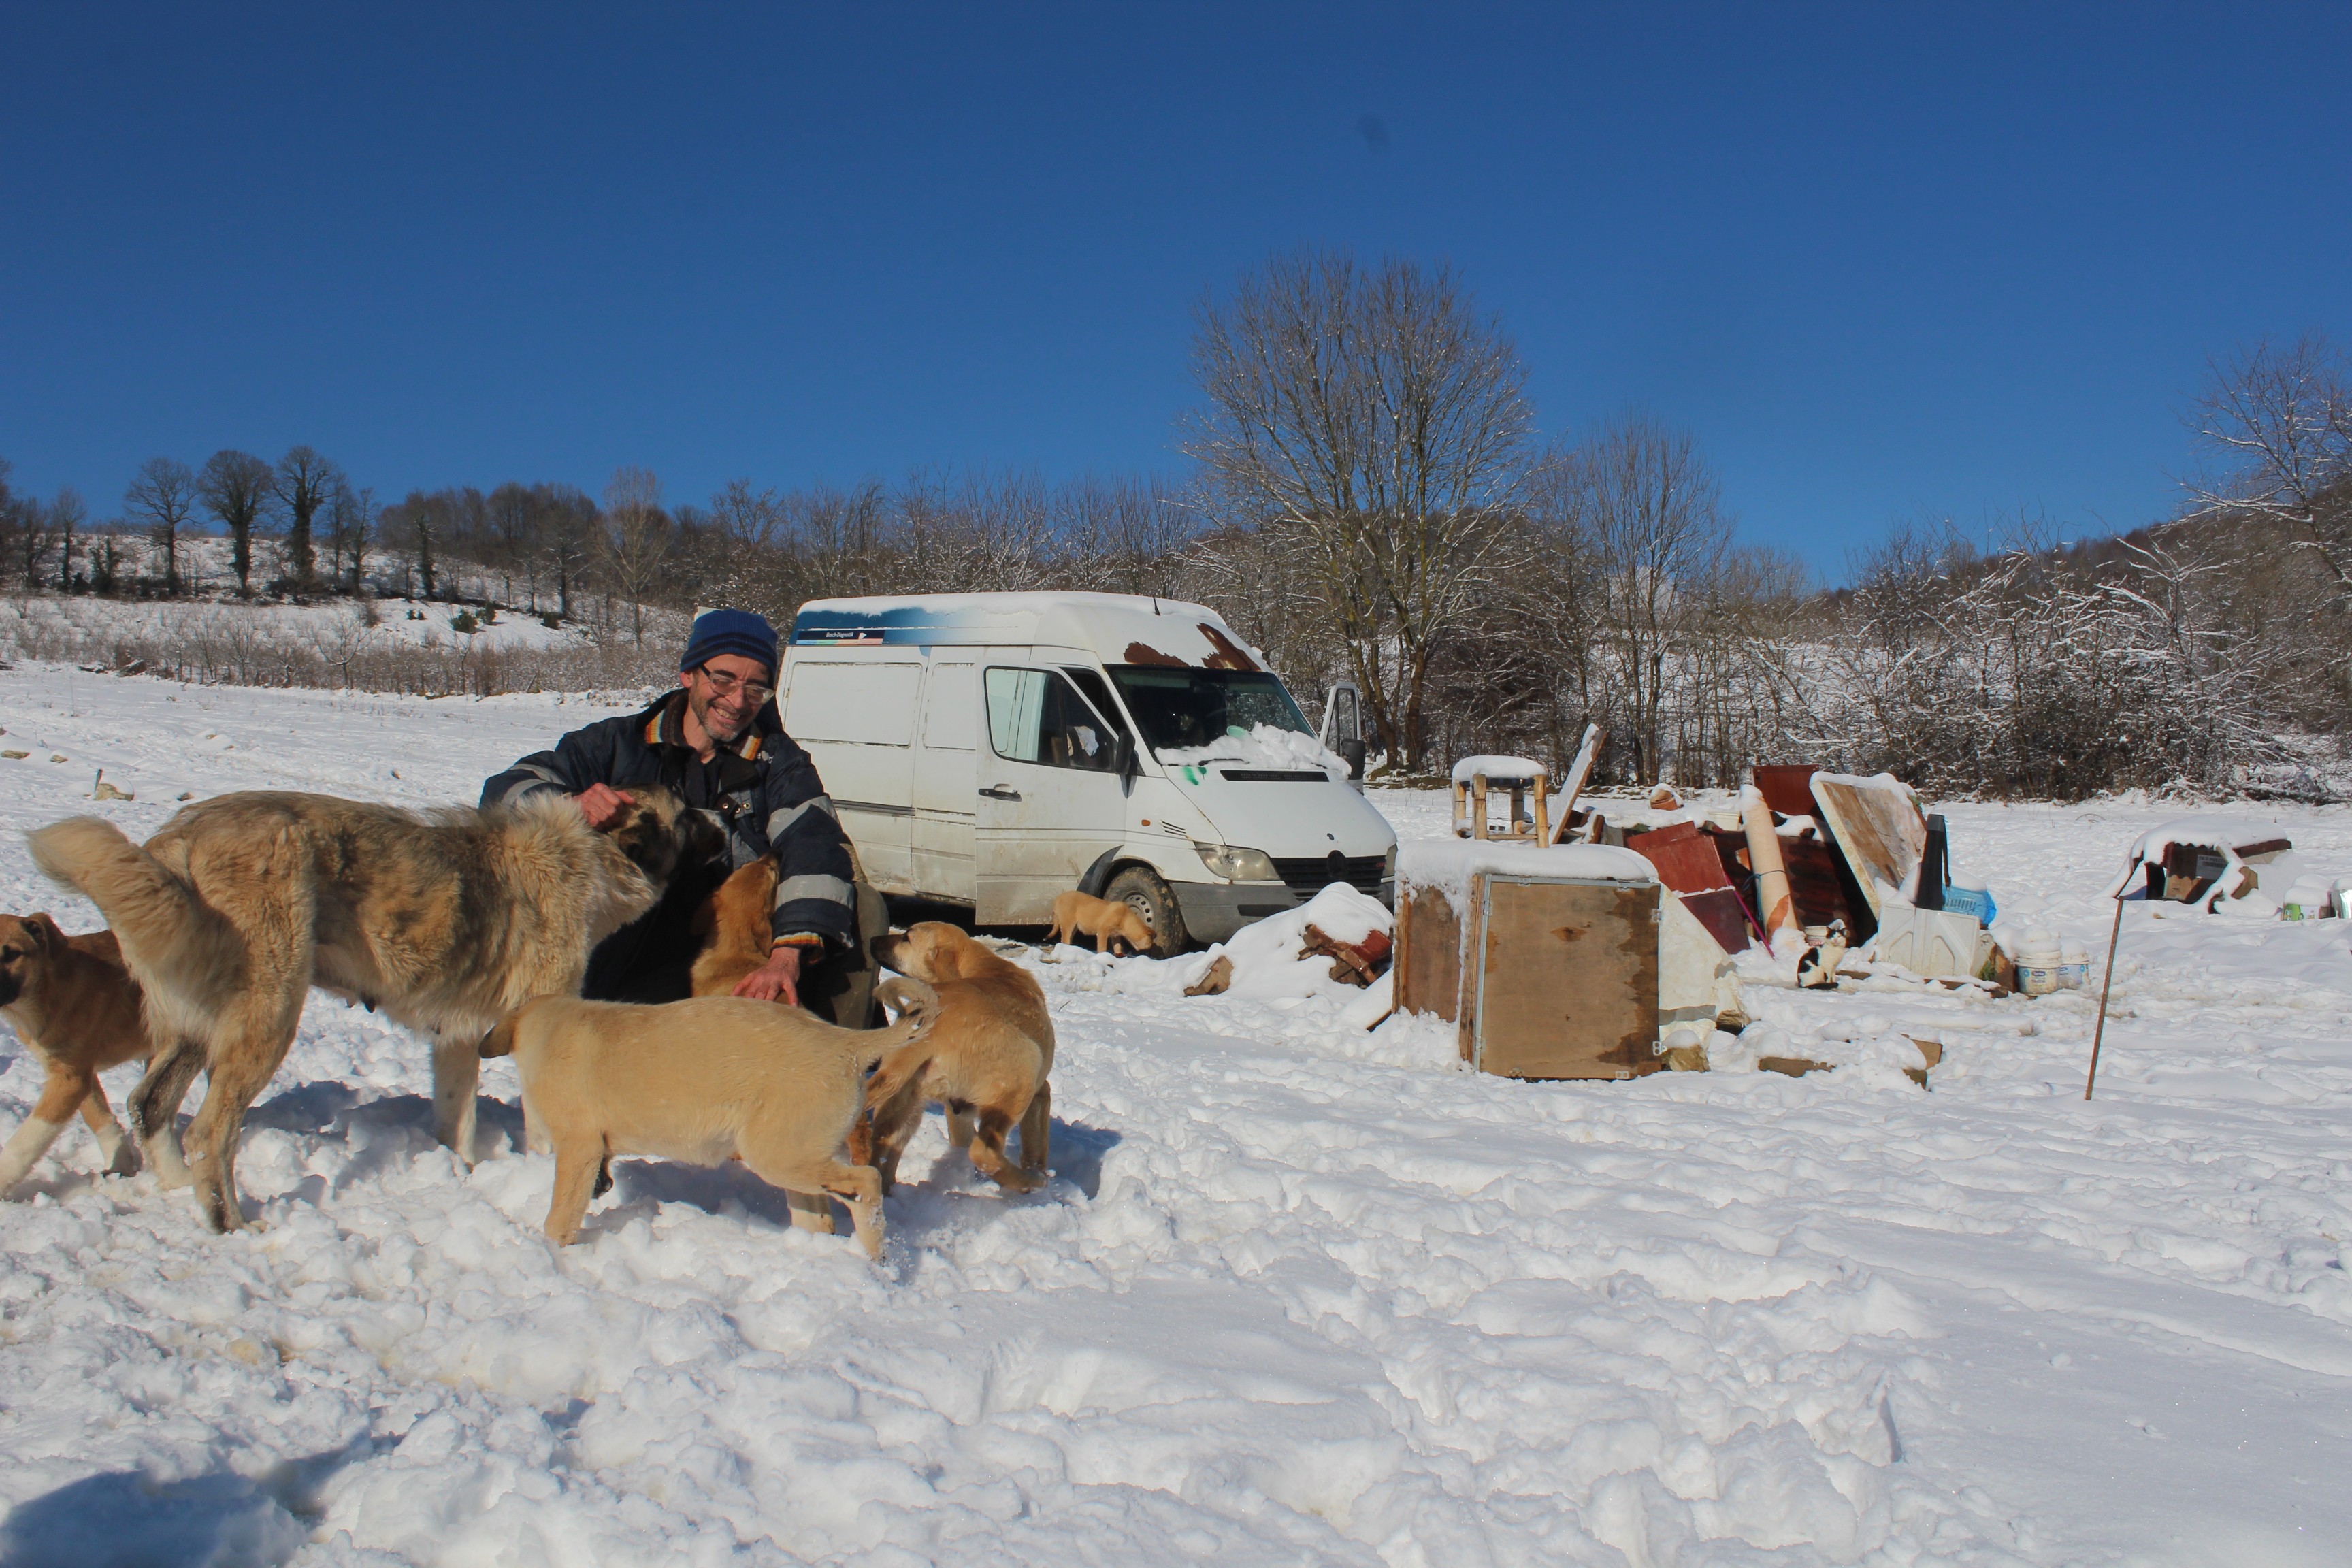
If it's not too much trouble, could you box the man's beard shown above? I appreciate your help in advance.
[690,689,755,744]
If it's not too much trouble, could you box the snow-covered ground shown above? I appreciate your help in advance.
[3,663,2349,1566]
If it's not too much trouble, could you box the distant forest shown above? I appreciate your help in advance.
[5,252,2347,800]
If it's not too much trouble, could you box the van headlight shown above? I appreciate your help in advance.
[1195,844,1280,882]
[1384,845,1397,880]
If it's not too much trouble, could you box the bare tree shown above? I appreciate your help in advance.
[538,485,598,619]
[50,488,86,593]
[9,480,59,591]
[2185,334,2352,603]
[272,446,342,595]
[600,466,670,645]
[325,481,374,595]
[1185,248,1533,770]
[125,457,198,594]
[200,449,274,596]
[1537,416,1734,783]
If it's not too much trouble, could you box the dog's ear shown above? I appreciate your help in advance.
[926,932,968,981]
[25,913,63,951]
[609,799,686,883]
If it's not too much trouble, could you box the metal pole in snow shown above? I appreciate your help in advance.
[2082,894,2127,1100]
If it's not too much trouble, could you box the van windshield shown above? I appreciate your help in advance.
[1107,666,1311,753]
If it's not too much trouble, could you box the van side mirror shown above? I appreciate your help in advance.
[1337,738,1367,780]
[1114,733,1139,783]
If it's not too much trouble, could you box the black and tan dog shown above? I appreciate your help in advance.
[0,913,184,1193]
[29,787,715,1232]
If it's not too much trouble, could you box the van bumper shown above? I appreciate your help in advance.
[1171,878,1396,944]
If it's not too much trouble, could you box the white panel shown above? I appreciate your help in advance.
[923,663,977,751]
[785,660,921,745]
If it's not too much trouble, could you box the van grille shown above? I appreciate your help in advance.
[1271,855,1388,896]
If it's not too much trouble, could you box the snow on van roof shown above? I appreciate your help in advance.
[789,592,1271,670]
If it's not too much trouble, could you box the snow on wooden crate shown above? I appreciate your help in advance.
[1392,841,1740,1079]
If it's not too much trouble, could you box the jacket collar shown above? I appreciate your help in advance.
[641,689,770,763]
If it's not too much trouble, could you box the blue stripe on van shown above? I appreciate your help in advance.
[791,606,994,645]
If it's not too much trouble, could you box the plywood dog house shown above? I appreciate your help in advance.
[1394,842,1741,1080]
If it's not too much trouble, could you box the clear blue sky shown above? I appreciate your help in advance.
[3,3,2346,576]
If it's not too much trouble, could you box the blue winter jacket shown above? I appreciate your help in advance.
[480,690,856,953]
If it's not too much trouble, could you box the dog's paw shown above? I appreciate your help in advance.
[104,1146,143,1179]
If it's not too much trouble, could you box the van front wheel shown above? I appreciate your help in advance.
[1105,866,1188,957]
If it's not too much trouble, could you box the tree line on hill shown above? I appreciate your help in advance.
[3,252,2345,798]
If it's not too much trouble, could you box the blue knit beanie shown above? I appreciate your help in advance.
[679,609,779,676]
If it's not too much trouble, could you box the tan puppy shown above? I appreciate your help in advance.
[1048,889,1157,956]
[29,787,715,1233]
[860,921,1054,1194]
[689,858,779,997]
[480,977,938,1259]
[0,914,183,1192]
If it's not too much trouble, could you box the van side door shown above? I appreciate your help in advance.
[975,664,1129,924]
[911,660,977,900]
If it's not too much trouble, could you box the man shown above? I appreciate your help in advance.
[482,608,857,1008]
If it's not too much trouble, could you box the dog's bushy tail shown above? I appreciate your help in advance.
[27,816,244,1028]
[860,977,943,1107]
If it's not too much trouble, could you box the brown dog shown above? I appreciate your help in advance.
[690,858,780,997]
[29,787,714,1233]
[860,921,1054,1194]
[480,977,938,1258]
[1048,889,1156,956]
[0,914,183,1192]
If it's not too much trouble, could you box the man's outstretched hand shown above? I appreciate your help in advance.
[734,946,802,1006]
[576,783,634,829]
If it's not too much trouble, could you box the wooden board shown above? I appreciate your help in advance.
[1394,885,1463,1024]
[1752,765,1820,817]
[1678,887,1753,953]
[1471,876,1661,1080]
[1809,774,1927,921]
[1548,723,1606,843]
[1703,826,1750,886]
[1626,822,1734,897]
[1780,832,1855,931]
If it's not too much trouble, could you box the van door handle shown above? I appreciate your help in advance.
[979,785,1022,801]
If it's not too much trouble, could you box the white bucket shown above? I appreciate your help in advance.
[2057,944,2091,991]
[2018,928,2063,997]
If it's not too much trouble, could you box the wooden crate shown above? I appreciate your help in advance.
[1394,871,1661,1081]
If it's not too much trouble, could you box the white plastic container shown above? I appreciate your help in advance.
[2057,943,2091,991]
[1875,902,1984,979]
[2016,928,2063,997]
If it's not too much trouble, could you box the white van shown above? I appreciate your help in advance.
[779,592,1396,947]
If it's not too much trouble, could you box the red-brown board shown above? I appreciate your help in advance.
[1752,765,1820,817]
[1627,823,1734,898]
[1678,887,1753,953]
[1780,832,1855,930]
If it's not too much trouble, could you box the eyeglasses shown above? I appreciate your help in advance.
[696,668,774,703]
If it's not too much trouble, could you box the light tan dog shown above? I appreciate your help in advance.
[690,858,780,997]
[28,787,715,1233]
[860,921,1054,1194]
[479,977,938,1258]
[1048,889,1156,956]
[0,914,184,1192]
